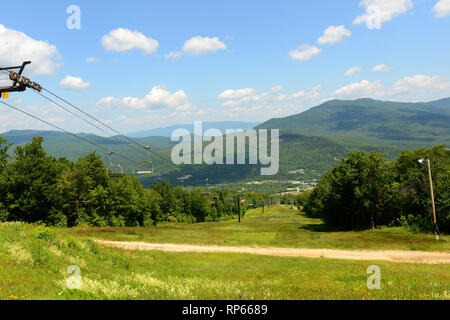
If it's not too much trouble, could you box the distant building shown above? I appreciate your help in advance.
[288,168,305,174]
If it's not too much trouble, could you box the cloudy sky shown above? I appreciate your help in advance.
[1,0,450,134]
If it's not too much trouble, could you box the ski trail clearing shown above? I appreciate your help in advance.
[94,240,450,264]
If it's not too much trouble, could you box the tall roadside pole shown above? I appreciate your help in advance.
[419,158,439,240]
[237,193,241,223]
[427,159,438,240]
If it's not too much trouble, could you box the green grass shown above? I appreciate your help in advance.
[74,205,450,252]
[0,206,449,300]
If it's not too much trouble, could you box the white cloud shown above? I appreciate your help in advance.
[86,57,101,64]
[164,51,183,60]
[334,80,384,98]
[289,44,321,61]
[317,25,351,45]
[332,74,450,101]
[165,36,227,59]
[182,36,227,55]
[372,64,393,72]
[0,24,62,75]
[101,28,159,54]
[393,74,450,92]
[271,85,283,92]
[218,88,256,100]
[433,0,450,18]
[59,75,91,90]
[97,86,195,111]
[217,84,324,125]
[289,91,305,99]
[97,96,120,107]
[345,66,364,76]
[221,100,241,107]
[353,0,413,30]
[220,85,323,106]
[304,85,323,100]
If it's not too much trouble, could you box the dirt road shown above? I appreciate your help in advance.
[94,240,450,264]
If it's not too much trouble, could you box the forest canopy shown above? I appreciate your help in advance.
[0,136,268,227]
[303,146,450,232]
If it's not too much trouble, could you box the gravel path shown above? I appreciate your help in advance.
[94,240,450,264]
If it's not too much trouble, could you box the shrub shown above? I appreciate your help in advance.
[33,227,54,242]
[65,236,82,250]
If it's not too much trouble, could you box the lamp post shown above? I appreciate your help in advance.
[418,159,439,240]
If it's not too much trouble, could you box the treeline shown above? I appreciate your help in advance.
[0,136,268,227]
[302,146,449,232]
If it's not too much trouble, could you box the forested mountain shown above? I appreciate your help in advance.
[257,98,450,148]
[2,98,448,185]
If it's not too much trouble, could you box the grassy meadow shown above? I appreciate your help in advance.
[0,205,449,300]
[74,205,450,252]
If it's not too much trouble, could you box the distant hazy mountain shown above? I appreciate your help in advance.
[0,130,172,166]
[128,121,259,137]
[257,98,450,148]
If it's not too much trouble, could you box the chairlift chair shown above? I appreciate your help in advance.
[108,151,124,178]
[136,145,154,175]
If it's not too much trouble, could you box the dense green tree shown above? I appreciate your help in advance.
[304,146,450,233]
[4,137,68,224]
[0,137,12,220]
[151,180,178,217]
[55,152,109,226]
[145,189,163,225]
[0,135,343,228]
[394,145,450,232]
[296,189,312,210]
[305,151,394,229]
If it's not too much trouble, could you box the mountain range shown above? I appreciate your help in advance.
[257,98,450,149]
[127,121,259,137]
[1,97,448,185]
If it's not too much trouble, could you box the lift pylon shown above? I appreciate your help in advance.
[0,61,42,97]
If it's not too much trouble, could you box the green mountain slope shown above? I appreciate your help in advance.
[257,98,450,148]
[0,130,354,185]
[2,97,448,186]
[1,130,174,174]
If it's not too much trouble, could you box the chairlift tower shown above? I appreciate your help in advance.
[0,61,42,98]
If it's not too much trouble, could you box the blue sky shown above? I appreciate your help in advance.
[1,0,450,134]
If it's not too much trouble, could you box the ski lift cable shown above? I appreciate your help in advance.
[42,87,150,150]
[35,91,120,140]
[33,90,149,158]
[0,100,144,168]
[40,87,175,167]
[0,67,173,168]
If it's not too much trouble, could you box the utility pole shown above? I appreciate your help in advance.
[237,193,241,223]
[419,159,439,240]
[427,159,438,240]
